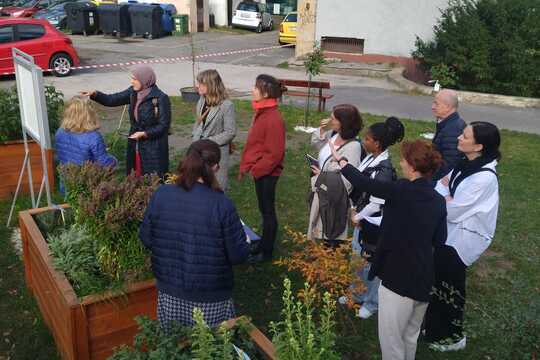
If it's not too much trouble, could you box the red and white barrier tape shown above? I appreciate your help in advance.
[2,43,294,76]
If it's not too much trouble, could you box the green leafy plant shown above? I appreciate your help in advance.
[108,313,257,360]
[413,0,540,97]
[59,162,160,281]
[430,63,458,88]
[270,278,340,360]
[48,225,109,296]
[302,43,327,127]
[0,85,64,142]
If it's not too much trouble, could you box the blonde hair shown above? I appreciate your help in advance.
[196,69,227,106]
[61,96,100,133]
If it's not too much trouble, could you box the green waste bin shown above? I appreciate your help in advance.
[172,14,189,35]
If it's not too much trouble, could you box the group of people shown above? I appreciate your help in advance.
[54,63,501,360]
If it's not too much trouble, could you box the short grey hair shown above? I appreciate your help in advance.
[439,89,459,110]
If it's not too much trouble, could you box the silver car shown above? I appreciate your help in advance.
[231,1,273,33]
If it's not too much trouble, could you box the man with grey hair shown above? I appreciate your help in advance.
[431,89,466,180]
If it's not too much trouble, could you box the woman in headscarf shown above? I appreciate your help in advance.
[82,65,171,177]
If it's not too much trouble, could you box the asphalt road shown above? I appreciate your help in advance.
[1,29,538,134]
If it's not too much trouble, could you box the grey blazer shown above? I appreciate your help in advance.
[192,98,237,190]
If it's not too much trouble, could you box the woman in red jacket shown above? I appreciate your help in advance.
[239,74,286,263]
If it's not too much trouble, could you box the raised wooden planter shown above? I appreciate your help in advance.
[0,140,55,200]
[19,205,276,360]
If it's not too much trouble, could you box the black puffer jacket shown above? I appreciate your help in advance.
[92,86,171,176]
[432,112,466,181]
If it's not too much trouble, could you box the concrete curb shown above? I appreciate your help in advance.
[388,68,540,108]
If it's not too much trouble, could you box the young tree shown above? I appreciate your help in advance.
[303,43,327,127]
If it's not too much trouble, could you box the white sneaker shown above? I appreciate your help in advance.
[338,296,349,305]
[356,306,374,319]
[430,336,467,352]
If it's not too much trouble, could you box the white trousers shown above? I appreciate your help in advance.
[378,284,428,360]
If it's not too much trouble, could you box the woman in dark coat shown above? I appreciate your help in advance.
[82,65,171,177]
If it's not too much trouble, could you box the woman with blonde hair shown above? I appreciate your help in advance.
[55,96,117,168]
[192,69,236,190]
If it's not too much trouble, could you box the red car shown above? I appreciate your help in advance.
[0,0,54,17]
[0,18,79,76]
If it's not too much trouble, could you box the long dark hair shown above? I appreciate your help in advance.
[470,121,502,161]
[176,139,221,191]
[368,116,405,151]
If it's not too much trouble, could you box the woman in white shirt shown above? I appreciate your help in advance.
[339,117,404,319]
[308,104,364,247]
[425,121,501,352]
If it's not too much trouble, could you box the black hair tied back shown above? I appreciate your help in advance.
[383,116,405,148]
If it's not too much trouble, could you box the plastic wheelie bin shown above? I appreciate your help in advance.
[65,1,99,36]
[98,4,132,37]
[129,4,163,39]
[172,14,188,36]
[151,3,176,35]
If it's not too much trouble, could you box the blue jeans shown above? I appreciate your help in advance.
[351,227,381,313]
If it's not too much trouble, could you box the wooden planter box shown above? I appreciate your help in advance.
[0,140,55,200]
[19,206,276,360]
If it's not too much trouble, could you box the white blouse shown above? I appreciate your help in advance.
[436,160,499,266]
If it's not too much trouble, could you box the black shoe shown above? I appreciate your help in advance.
[247,252,272,264]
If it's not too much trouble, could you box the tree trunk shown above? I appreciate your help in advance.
[303,74,312,127]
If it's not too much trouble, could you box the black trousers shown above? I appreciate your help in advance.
[425,245,467,343]
[254,175,279,256]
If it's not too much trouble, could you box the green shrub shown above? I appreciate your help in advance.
[48,225,109,296]
[0,85,64,142]
[413,0,540,97]
[59,162,160,281]
[108,314,257,360]
[270,278,340,360]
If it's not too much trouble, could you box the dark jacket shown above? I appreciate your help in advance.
[55,128,117,167]
[92,86,171,176]
[239,105,286,179]
[139,184,249,302]
[432,112,466,181]
[342,164,447,302]
[313,171,349,240]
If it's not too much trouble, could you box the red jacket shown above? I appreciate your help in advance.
[240,105,286,179]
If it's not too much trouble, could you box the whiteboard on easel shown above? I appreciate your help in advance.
[13,48,51,149]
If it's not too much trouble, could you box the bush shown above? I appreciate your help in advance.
[0,85,64,142]
[59,162,161,282]
[413,0,540,97]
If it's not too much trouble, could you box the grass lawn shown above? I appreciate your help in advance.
[1,98,538,359]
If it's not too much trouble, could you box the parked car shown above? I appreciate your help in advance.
[0,0,73,17]
[278,11,296,45]
[231,1,272,33]
[0,18,79,76]
[33,1,69,28]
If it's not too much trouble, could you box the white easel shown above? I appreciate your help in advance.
[6,49,53,226]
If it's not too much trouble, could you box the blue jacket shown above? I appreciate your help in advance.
[432,112,466,181]
[55,128,117,167]
[139,184,249,302]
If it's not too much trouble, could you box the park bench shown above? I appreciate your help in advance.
[278,79,334,112]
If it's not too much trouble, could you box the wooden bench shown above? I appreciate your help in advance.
[278,79,334,112]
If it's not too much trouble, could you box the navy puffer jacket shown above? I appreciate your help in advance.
[55,128,117,167]
[139,184,249,302]
[432,112,466,181]
[92,85,171,177]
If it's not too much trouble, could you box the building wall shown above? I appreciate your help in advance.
[314,0,449,57]
[209,0,228,26]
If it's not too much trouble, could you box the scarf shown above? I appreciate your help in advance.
[132,65,156,121]
[252,98,278,111]
[449,154,497,197]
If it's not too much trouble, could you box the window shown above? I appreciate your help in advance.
[16,24,45,41]
[238,2,258,12]
[284,13,297,22]
[321,37,364,54]
[0,26,14,44]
